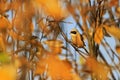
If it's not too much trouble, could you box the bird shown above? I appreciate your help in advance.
[70,28,85,48]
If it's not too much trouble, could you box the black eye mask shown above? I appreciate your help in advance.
[70,31,76,34]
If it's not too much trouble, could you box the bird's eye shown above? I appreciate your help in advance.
[71,31,76,34]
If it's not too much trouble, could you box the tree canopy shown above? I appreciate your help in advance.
[0,0,120,80]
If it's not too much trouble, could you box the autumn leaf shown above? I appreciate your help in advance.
[115,45,120,54]
[10,1,22,11]
[0,1,10,14]
[29,22,34,33]
[23,1,36,17]
[35,54,81,80]
[43,40,63,54]
[94,27,104,44]
[0,15,11,31]
[0,35,6,52]
[109,0,118,7]
[33,0,67,20]
[79,56,85,65]
[0,52,10,64]
[9,30,25,40]
[13,11,33,35]
[104,25,120,40]
[86,57,109,80]
[0,64,17,80]
[116,7,120,13]
[72,73,81,80]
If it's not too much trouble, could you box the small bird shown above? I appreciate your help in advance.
[70,28,85,48]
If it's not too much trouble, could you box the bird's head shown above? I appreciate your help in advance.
[70,28,79,35]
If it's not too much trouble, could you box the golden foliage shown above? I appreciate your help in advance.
[10,1,22,11]
[0,15,11,31]
[0,0,118,80]
[34,0,67,20]
[0,64,16,80]
[43,40,63,54]
[9,30,25,40]
[35,54,81,80]
[86,57,109,80]
[23,1,36,17]
[71,73,81,80]
[0,1,9,14]
[104,25,120,40]
[0,35,5,51]
[13,12,33,34]
[94,27,104,44]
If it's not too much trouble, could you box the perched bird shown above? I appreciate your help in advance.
[70,28,85,48]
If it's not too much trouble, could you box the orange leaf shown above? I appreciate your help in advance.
[10,1,22,11]
[13,12,33,34]
[34,0,67,20]
[94,27,104,44]
[86,57,109,80]
[116,45,120,54]
[109,0,118,7]
[0,35,6,51]
[72,73,81,80]
[0,64,16,80]
[104,25,120,40]
[35,54,81,80]
[0,2,10,14]
[116,7,120,13]
[30,22,34,33]
[43,40,63,54]
[0,15,11,30]
[9,30,25,40]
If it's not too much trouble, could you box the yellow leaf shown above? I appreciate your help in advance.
[104,25,120,39]
[35,54,80,80]
[94,27,104,44]
[0,64,16,80]
[79,56,85,65]
[43,40,63,54]
[86,57,109,80]
[0,52,10,64]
